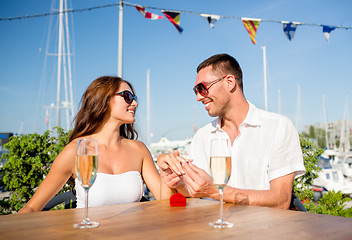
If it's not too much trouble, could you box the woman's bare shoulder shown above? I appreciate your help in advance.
[64,136,94,153]
[52,139,78,165]
[125,139,147,147]
[122,139,150,153]
[60,139,77,155]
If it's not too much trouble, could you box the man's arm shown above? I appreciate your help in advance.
[182,162,294,209]
[223,173,294,209]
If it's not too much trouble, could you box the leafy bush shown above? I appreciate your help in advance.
[294,135,352,218]
[293,135,324,201]
[0,128,71,214]
[307,191,352,217]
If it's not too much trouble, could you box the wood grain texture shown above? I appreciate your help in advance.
[1,198,351,240]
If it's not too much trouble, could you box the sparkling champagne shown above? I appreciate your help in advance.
[209,138,233,228]
[74,139,99,229]
[210,156,231,188]
[76,155,98,189]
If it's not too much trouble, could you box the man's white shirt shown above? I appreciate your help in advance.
[190,103,305,190]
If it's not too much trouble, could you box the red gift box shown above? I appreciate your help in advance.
[170,193,187,207]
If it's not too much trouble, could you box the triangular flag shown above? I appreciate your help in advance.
[322,25,336,42]
[200,14,221,28]
[241,18,261,44]
[162,10,183,33]
[135,5,164,20]
[282,21,299,41]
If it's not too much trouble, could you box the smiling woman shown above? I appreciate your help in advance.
[17,75,173,214]
[69,76,138,141]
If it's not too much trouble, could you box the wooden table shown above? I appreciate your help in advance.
[1,198,351,239]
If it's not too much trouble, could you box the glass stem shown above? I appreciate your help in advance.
[85,188,89,222]
[219,188,224,221]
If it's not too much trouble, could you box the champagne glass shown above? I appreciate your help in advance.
[209,138,233,228]
[73,139,99,229]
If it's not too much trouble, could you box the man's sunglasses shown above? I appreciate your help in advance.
[193,75,226,97]
[114,90,137,104]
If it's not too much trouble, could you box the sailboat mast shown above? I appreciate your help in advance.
[346,95,350,151]
[64,0,74,123]
[322,94,329,149]
[62,35,70,129]
[56,0,64,128]
[51,0,74,130]
[278,89,281,114]
[340,95,350,152]
[117,0,124,77]
[261,46,268,111]
[296,84,301,133]
[194,105,197,133]
[147,69,151,146]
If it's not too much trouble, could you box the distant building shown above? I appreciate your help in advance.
[303,120,352,150]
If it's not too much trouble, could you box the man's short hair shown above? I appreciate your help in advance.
[197,53,243,90]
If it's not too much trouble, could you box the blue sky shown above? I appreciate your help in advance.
[0,0,351,144]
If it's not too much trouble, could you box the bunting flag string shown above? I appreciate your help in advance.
[242,18,261,44]
[135,5,164,20]
[124,1,351,43]
[1,1,351,43]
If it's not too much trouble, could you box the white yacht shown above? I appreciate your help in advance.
[313,151,352,195]
[331,153,352,179]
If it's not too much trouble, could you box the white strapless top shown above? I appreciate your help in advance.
[75,171,144,208]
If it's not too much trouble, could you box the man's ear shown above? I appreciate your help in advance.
[225,75,237,93]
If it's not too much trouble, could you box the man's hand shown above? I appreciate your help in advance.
[159,166,185,189]
[182,162,218,199]
[157,150,186,175]
[157,150,188,189]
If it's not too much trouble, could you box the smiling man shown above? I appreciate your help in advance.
[157,53,305,209]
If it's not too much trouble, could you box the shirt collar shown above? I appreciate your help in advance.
[240,102,261,127]
[211,102,261,132]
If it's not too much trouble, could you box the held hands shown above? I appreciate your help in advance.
[182,162,219,199]
[157,150,187,189]
[157,150,218,199]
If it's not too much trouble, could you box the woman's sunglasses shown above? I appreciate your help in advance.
[193,75,226,97]
[114,90,137,104]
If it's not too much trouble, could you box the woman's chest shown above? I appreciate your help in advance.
[97,148,142,174]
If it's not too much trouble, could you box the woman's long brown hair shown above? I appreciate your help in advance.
[69,76,138,142]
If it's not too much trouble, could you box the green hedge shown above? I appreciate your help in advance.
[0,128,72,214]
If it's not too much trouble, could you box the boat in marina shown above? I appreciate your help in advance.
[313,95,352,195]
[313,167,352,195]
[313,150,352,197]
[319,148,352,179]
[331,153,352,179]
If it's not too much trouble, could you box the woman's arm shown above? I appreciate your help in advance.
[138,142,173,200]
[157,152,190,197]
[18,141,76,213]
